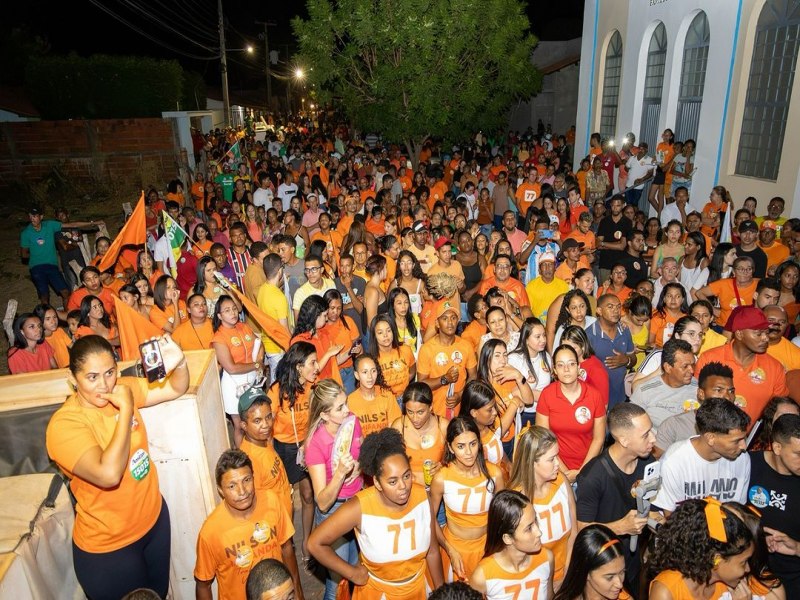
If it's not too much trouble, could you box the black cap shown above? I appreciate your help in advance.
[738,220,758,233]
[28,206,43,216]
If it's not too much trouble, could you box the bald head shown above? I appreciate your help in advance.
[764,304,789,342]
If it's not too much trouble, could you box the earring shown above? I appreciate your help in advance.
[712,555,722,568]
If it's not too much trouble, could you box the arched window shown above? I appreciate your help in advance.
[600,31,623,139]
[640,23,668,151]
[675,12,710,143]
[736,0,800,180]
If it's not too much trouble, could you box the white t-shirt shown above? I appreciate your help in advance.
[253,186,274,209]
[654,437,750,512]
[153,234,177,274]
[660,200,703,228]
[277,183,299,211]
[625,155,655,190]
[508,350,552,416]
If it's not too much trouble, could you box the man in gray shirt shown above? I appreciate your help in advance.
[654,361,736,458]
[630,338,698,428]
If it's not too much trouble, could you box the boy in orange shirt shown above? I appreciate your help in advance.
[194,450,302,600]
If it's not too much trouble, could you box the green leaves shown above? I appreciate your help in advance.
[293,0,541,154]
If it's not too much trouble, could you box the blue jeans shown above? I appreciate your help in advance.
[340,366,356,395]
[315,500,359,600]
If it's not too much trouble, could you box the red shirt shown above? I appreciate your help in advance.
[579,355,609,410]
[537,380,605,470]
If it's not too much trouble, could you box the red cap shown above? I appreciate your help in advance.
[434,237,452,250]
[724,306,770,332]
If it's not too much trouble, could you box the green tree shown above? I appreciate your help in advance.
[293,0,542,163]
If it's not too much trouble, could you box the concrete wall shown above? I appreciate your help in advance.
[0,118,179,195]
[509,39,582,136]
[576,0,800,216]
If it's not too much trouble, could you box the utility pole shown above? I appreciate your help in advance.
[255,20,276,113]
[218,0,230,127]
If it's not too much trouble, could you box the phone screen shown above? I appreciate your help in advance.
[140,340,166,383]
[540,230,553,239]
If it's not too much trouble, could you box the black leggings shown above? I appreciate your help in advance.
[72,497,171,600]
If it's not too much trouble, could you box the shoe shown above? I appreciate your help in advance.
[3,299,17,345]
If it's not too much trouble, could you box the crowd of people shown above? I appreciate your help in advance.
[10,119,800,600]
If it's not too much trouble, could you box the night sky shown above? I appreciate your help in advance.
[7,0,584,88]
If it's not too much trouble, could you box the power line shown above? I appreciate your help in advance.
[88,0,220,60]
[142,0,219,41]
[117,0,217,50]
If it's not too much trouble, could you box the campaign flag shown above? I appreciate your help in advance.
[224,281,291,350]
[226,139,242,162]
[161,211,187,277]
[98,192,146,272]
[113,296,162,361]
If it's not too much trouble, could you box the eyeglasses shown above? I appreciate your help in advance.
[304,266,322,274]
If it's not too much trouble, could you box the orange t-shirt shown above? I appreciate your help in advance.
[269,381,313,444]
[565,228,597,252]
[531,473,573,583]
[554,258,590,283]
[194,489,294,600]
[347,387,402,438]
[492,379,522,442]
[760,241,790,271]
[417,335,478,418]
[74,325,119,346]
[575,170,588,201]
[651,570,729,600]
[695,342,788,424]
[365,217,385,236]
[239,438,293,517]
[705,278,759,327]
[515,182,542,217]
[649,310,685,348]
[428,181,448,209]
[378,345,416,398]
[461,320,487,353]
[149,300,188,332]
[597,285,633,305]
[47,327,72,368]
[476,549,552,600]
[311,230,344,254]
[478,276,530,307]
[172,318,214,350]
[67,287,117,316]
[212,322,258,365]
[322,316,360,370]
[45,377,161,553]
[701,201,727,237]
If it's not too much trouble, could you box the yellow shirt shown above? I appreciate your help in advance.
[698,328,727,356]
[767,336,800,371]
[256,283,290,354]
[525,277,570,322]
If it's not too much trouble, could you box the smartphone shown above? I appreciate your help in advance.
[350,337,362,353]
[140,340,166,383]
[540,229,553,239]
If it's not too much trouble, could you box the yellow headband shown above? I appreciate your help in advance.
[597,539,619,554]
[704,497,728,543]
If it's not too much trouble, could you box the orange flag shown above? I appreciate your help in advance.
[225,284,291,351]
[113,296,162,361]
[98,192,146,272]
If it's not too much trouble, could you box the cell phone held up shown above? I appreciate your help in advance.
[139,339,167,383]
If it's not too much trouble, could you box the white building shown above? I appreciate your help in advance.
[575,0,800,216]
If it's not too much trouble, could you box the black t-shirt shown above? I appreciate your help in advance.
[736,246,768,279]
[577,449,655,597]
[596,216,633,270]
[748,450,800,597]
[617,253,649,289]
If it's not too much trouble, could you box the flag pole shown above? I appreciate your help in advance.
[160,211,204,253]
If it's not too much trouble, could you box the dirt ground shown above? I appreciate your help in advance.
[0,171,131,374]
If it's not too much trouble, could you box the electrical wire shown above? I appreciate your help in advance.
[117,0,217,49]
[155,0,219,39]
[88,0,220,60]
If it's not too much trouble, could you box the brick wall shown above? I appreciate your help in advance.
[0,118,179,195]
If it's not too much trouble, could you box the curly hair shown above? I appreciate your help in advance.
[554,289,592,333]
[648,499,753,585]
[292,295,328,337]
[359,428,409,479]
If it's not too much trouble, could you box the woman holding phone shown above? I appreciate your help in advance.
[46,334,189,600]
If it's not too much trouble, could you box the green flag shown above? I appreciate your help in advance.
[161,211,187,277]
[226,139,242,162]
